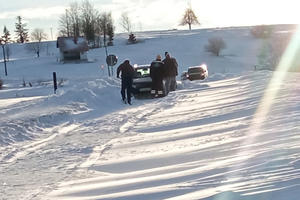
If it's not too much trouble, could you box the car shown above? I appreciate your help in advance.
[132,64,166,98]
[186,64,208,81]
[132,64,152,95]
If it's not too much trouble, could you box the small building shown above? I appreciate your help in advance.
[57,37,89,62]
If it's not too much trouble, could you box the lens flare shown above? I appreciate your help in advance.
[216,26,300,199]
[253,25,300,132]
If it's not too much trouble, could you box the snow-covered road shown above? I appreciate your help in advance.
[5,71,294,200]
[49,73,299,200]
[1,71,300,200]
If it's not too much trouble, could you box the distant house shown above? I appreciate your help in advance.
[57,37,89,62]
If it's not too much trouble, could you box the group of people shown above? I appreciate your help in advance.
[150,52,178,97]
[117,52,178,104]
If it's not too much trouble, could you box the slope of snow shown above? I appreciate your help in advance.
[0,26,299,200]
[47,71,300,200]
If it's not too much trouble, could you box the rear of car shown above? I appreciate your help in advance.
[132,64,168,98]
[132,65,152,96]
[187,64,208,81]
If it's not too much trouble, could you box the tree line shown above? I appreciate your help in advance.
[58,0,114,48]
[1,16,48,45]
[0,0,115,48]
[1,1,201,47]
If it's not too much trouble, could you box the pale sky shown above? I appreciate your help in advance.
[0,0,299,40]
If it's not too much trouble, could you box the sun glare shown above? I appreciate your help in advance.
[222,25,300,197]
[254,25,300,127]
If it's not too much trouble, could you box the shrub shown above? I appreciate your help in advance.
[251,25,272,38]
[127,33,137,44]
[205,37,226,56]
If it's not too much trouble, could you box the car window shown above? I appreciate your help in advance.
[134,68,150,78]
[188,68,204,73]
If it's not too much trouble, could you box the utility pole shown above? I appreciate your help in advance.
[50,27,53,40]
[0,40,7,76]
[104,37,111,77]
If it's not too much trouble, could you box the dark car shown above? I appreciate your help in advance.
[186,64,208,81]
[132,64,166,98]
[132,65,152,96]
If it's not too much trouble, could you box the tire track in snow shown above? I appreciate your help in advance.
[80,98,168,169]
[119,106,161,134]
[1,123,79,164]
[119,94,177,134]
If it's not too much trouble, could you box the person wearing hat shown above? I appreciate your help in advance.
[150,54,165,97]
[163,52,178,94]
[117,59,135,104]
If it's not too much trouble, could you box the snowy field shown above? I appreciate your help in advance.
[0,26,300,200]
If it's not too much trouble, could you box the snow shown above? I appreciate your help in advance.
[0,26,300,200]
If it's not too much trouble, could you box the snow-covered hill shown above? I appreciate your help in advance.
[0,26,299,200]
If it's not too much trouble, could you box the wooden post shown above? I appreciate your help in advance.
[53,72,57,94]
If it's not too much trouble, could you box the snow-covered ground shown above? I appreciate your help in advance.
[0,26,300,200]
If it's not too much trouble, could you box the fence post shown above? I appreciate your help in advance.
[53,72,57,94]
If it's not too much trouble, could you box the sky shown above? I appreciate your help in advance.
[0,0,299,40]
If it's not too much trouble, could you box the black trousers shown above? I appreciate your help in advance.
[121,77,133,103]
[151,78,163,92]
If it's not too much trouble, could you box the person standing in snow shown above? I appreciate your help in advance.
[150,54,165,97]
[117,59,135,104]
[163,52,178,94]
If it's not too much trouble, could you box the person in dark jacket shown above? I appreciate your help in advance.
[163,52,178,93]
[117,59,135,104]
[150,54,165,97]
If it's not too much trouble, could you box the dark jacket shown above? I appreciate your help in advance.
[163,57,178,77]
[117,60,135,79]
[150,60,164,81]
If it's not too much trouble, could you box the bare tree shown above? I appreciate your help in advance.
[28,28,48,57]
[95,14,103,48]
[69,2,81,38]
[58,3,81,38]
[81,0,98,46]
[205,37,226,56]
[98,13,108,46]
[180,8,200,30]
[120,12,132,33]
[58,9,72,37]
[57,1,114,48]
[107,13,114,46]
[31,28,47,42]
[119,12,138,44]
[98,12,114,46]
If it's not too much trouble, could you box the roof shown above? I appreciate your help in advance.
[188,64,207,70]
[134,64,150,69]
[57,37,88,53]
